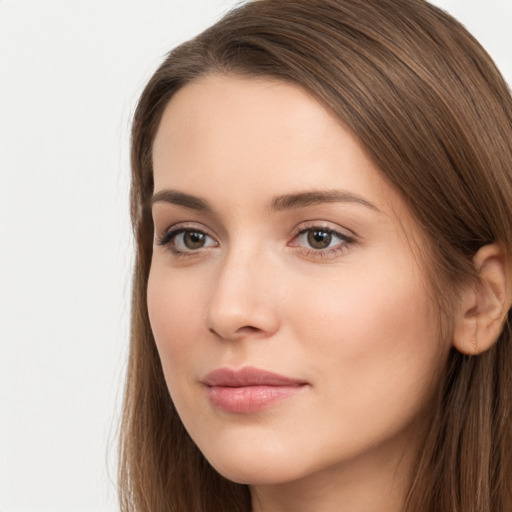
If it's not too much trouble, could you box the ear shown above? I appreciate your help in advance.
[453,243,511,355]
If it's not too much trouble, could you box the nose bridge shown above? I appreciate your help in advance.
[206,237,278,340]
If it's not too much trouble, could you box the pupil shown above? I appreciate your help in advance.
[308,230,331,249]
[184,231,205,249]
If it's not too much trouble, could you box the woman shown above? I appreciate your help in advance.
[119,1,512,510]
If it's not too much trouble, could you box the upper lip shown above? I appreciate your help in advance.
[202,366,307,387]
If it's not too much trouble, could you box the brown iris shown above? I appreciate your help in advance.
[183,231,207,249]
[307,229,332,249]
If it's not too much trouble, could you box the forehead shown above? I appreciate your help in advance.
[152,73,405,218]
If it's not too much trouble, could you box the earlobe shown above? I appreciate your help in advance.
[453,243,511,355]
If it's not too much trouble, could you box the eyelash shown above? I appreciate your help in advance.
[290,226,355,258]
[155,224,355,259]
[155,227,216,257]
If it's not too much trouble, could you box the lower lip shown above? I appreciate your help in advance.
[206,385,306,413]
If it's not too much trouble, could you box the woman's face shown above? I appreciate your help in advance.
[148,74,451,488]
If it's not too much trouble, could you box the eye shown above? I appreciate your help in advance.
[176,230,211,250]
[156,227,217,255]
[305,229,335,249]
[290,225,354,257]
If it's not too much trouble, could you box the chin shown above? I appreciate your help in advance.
[199,441,316,486]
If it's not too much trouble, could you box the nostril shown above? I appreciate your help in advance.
[237,325,261,334]
[209,327,221,338]
[208,325,264,340]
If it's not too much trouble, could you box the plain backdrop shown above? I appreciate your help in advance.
[0,1,510,511]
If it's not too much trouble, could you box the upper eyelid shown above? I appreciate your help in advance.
[157,221,216,238]
[155,224,216,246]
[295,225,347,236]
[155,220,357,245]
[291,220,357,239]
[155,227,219,255]
[290,228,354,247]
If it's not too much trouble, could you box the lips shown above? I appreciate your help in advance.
[202,366,308,413]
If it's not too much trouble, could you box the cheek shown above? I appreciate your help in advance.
[291,259,433,346]
[147,266,207,372]
[288,255,444,412]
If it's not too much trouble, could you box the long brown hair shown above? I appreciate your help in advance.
[119,1,512,510]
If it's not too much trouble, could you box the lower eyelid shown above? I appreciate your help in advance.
[288,226,355,260]
[156,225,211,244]
[299,240,352,260]
[157,228,219,257]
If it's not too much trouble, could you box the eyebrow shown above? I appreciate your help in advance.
[150,189,214,211]
[149,188,379,213]
[269,190,379,212]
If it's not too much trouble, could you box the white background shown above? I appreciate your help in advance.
[0,1,510,511]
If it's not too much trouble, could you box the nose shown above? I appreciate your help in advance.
[205,248,280,341]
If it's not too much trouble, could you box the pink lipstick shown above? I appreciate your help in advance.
[202,367,307,413]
